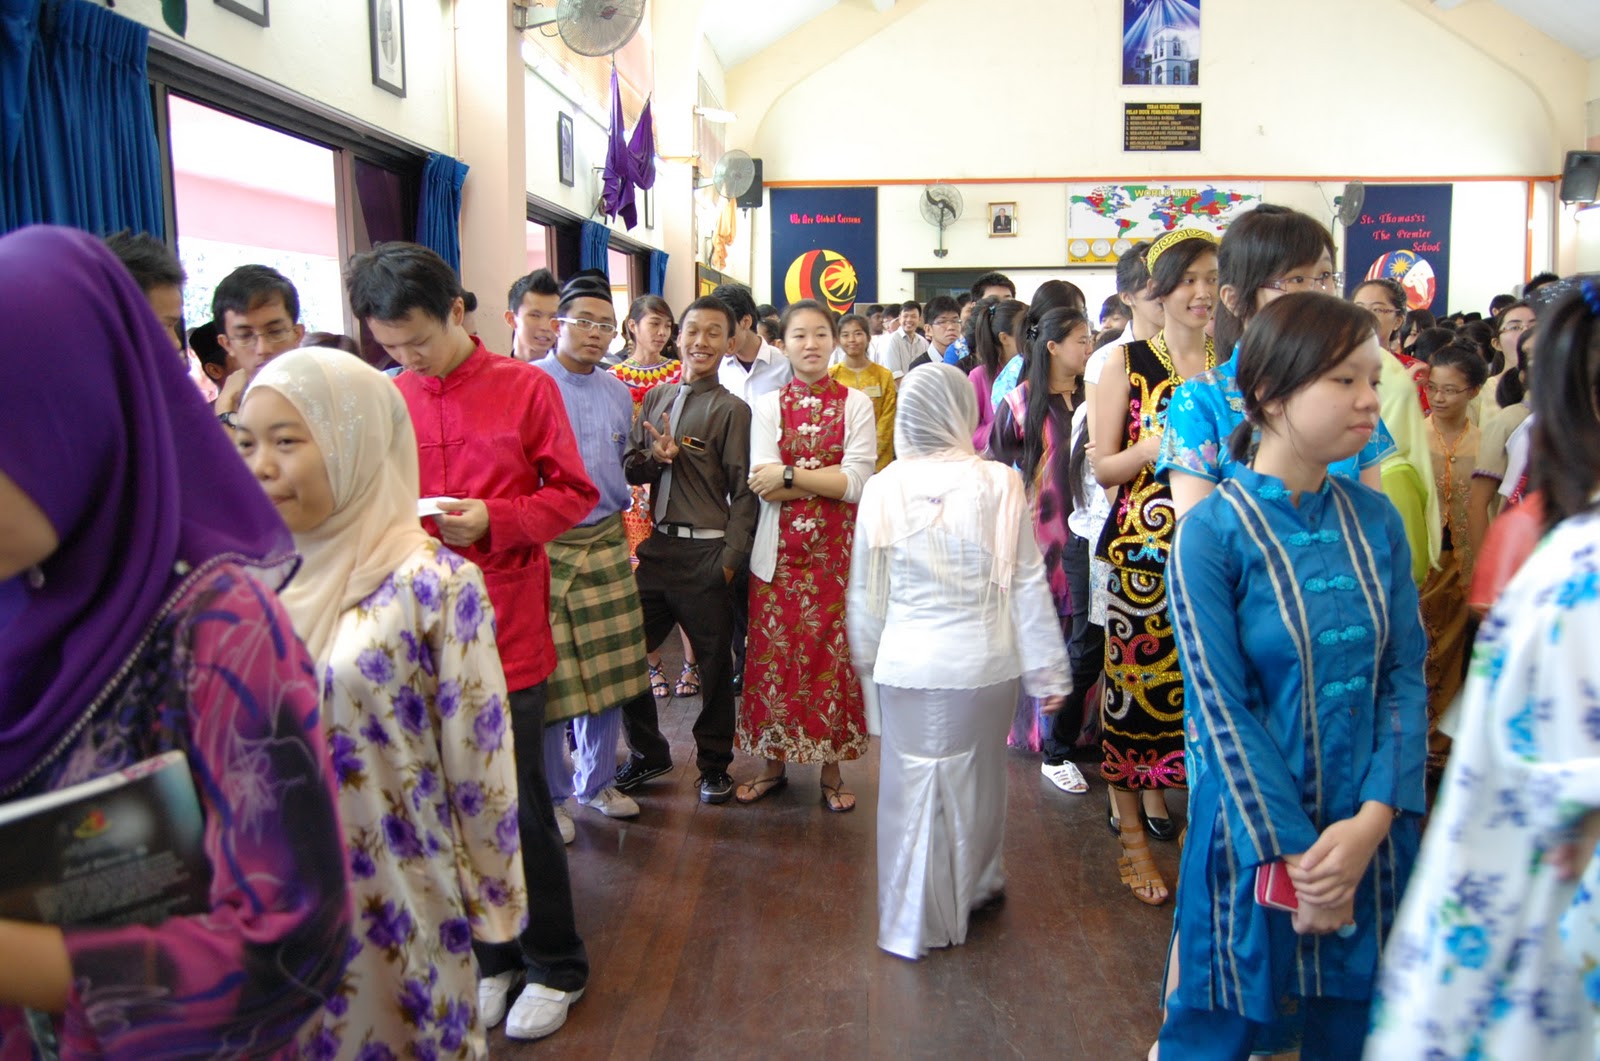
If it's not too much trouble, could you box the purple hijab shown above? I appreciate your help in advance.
[0,226,296,795]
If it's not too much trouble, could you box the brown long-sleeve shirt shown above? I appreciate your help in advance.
[624,374,756,574]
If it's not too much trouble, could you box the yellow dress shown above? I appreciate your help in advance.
[828,359,896,471]
[1419,415,1479,775]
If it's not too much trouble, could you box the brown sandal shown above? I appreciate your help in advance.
[820,779,856,813]
[735,773,788,804]
[1117,826,1170,906]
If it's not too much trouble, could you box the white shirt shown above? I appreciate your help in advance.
[747,386,876,583]
[869,331,928,379]
[1066,401,1112,540]
[1083,322,1134,386]
[718,340,792,406]
[846,458,1071,695]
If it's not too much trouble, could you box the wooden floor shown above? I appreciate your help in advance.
[496,668,1185,1061]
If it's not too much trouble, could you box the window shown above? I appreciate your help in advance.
[167,95,344,334]
[526,218,551,273]
[608,246,634,320]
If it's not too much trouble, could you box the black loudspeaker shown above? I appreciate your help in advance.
[736,158,764,209]
[1559,150,1600,203]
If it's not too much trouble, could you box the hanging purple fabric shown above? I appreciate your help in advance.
[600,67,635,228]
[600,68,656,231]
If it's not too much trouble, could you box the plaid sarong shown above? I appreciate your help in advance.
[544,513,652,723]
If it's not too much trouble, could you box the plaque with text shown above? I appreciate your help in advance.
[1123,102,1202,152]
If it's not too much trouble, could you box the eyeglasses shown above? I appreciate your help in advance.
[1424,383,1471,398]
[931,315,961,327]
[556,316,618,336]
[226,324,296,348]
[1354,303,1400,316]
[1263,271,1343,293]
[1499,321,1532,334]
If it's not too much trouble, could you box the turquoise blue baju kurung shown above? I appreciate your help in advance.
[1161,467,1429,1056]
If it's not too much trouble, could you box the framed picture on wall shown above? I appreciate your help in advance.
[214,0,268,27]
[368,0,406,98]
[989,202,1018,237]
[557,113,576,187]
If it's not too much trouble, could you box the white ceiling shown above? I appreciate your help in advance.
[1447,0,1600,58]
[702,0,840,68]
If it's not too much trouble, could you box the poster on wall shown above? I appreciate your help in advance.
[1343,184,1452,314]
[1123,0,1200,87]
[770,187,878,311]
[1066,183,1259,264]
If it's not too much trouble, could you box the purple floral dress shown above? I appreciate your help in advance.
[296,541,525,1061]
[0,564,350,1061]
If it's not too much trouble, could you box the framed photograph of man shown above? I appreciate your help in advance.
[989,202,1018,237]
[558,112,576,187]
[368,0,406,98]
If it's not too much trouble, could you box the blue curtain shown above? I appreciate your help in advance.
[647,249,668,296]
[580,220,611,274]
[415,152,469,272]
[1,0,164,237]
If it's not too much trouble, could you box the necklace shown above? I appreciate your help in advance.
[1148,330,1216,382]
[1430,416,1470,532]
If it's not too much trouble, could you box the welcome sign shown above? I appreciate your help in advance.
[770,187,878,312]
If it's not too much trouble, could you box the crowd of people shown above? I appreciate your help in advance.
[0,211,1596,1060]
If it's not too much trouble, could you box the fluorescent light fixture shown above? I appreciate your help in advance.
[694,106,738,124]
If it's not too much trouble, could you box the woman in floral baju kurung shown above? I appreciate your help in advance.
[241,349,526,1061]
[736,301,878,811]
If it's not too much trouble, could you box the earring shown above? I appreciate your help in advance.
[25,565,44,589]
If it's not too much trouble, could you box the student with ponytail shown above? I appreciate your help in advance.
[987,308,1098,788]
[1161,292,1427,1059]
[965,296,1027,452]
[1159,205,1394,520]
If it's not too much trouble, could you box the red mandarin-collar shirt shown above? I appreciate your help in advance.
[396,339,598,690]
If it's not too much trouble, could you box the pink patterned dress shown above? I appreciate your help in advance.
[737,378,869,764]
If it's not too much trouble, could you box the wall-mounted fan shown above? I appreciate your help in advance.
[920,183,963,258]
[1333,180,1365,286]
[709,150,756,201]
[513,0,645,57]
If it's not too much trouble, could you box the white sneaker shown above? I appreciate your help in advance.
[1041,760,1089,794]
[478,970,517,1028]
[505,983,584,1041]
[578,785,640,819]
[553,801,576,844]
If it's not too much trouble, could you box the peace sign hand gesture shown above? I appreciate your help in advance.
[644,412,679,463]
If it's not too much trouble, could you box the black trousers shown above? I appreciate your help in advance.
[623,535,736,775]
[1043,533,1105,764]
[472,681,588,992]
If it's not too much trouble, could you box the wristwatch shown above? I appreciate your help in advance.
[217,410,241,429]
[782,465,795,489]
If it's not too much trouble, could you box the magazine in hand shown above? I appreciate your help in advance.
[0,750,210,926]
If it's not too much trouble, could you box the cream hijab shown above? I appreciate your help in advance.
[247,348,433,664]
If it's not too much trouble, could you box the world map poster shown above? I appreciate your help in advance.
[1066,183,1261,264]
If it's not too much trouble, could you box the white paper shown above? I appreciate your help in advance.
[417,497,461,518]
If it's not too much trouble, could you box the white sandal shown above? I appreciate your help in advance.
[1041,760,1089,794]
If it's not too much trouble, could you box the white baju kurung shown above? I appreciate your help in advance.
[849,453,1070,960]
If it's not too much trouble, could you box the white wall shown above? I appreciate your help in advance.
[115,0,455,152]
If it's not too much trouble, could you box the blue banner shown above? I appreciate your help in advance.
[770,187,878,312]
[1344,184,1452,315]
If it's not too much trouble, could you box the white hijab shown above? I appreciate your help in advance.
[248,348,433,663]
[860,364,1024,617]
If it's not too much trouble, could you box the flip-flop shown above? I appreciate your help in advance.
[735,774,788,804]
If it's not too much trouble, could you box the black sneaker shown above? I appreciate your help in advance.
[698,771,734,804]
[730,672,744,694]
[614,759,671,792]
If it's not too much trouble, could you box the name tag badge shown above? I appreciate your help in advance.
[611,431,625,444]
[863,385,882,398]
[680,435,707,452]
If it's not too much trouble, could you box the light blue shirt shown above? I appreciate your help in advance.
[533,352,635,525]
